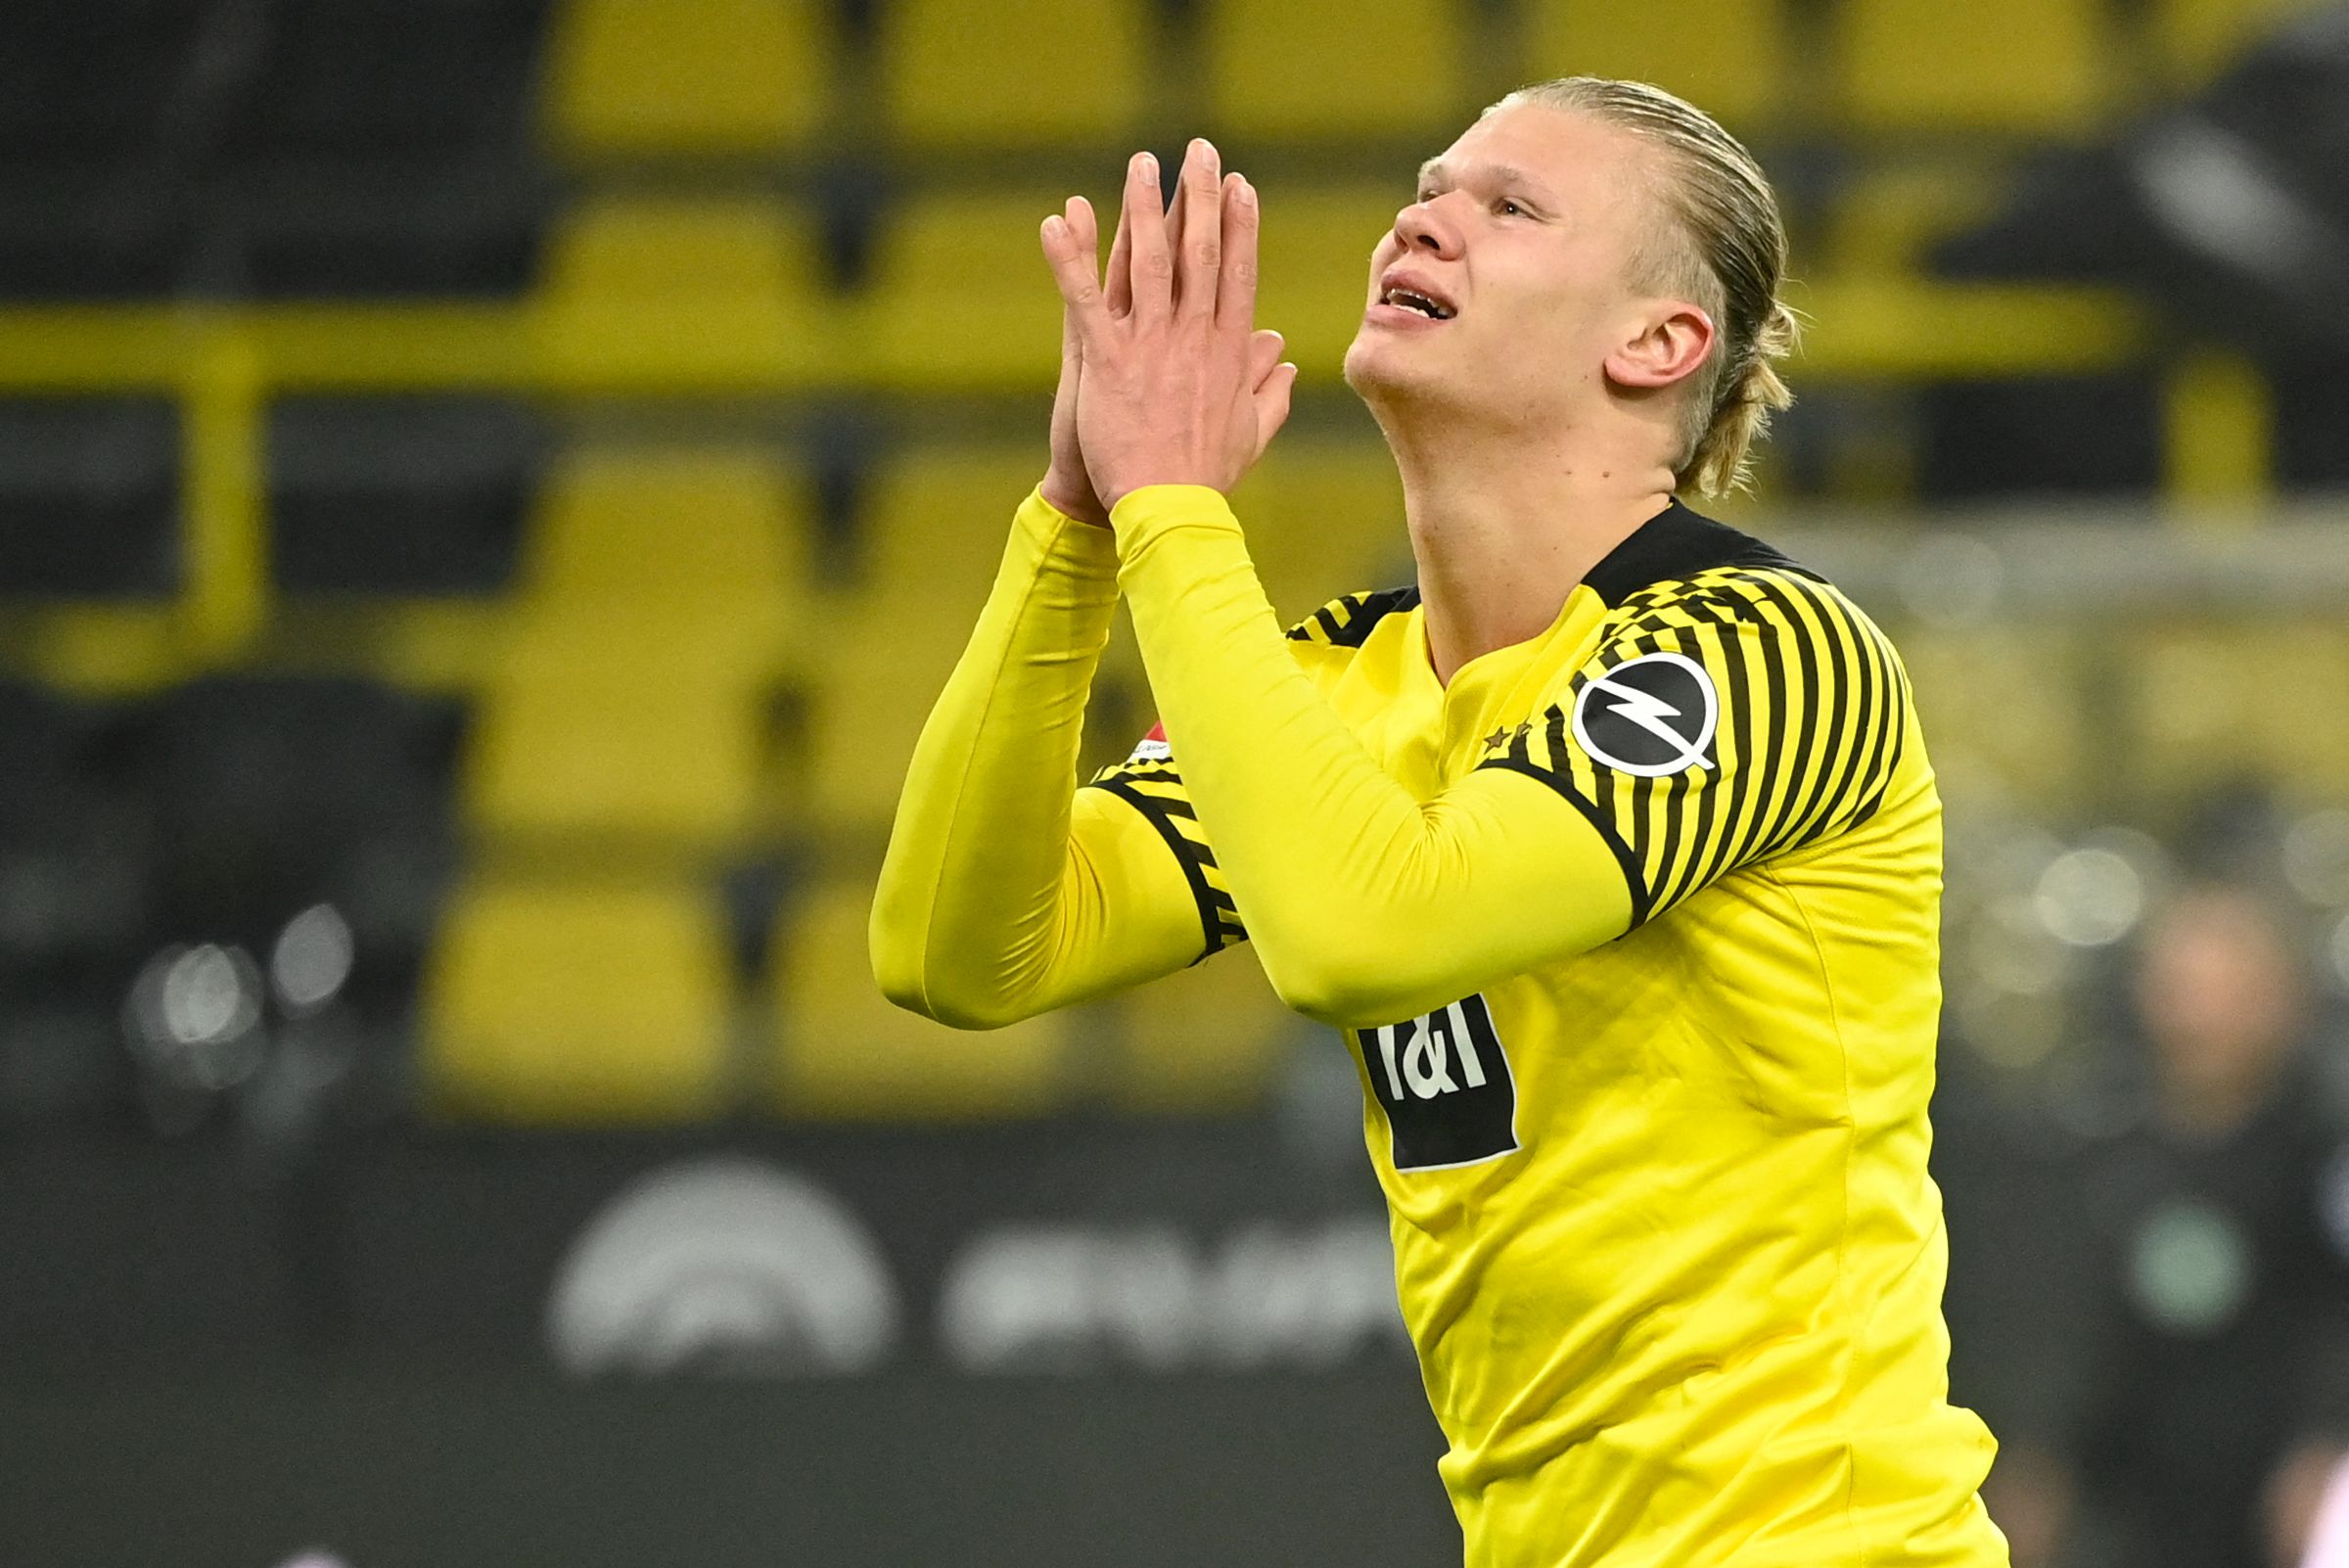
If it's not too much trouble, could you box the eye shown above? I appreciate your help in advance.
[1497,198,1526,217]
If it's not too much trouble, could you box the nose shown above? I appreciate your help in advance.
[1394,193,1462,258]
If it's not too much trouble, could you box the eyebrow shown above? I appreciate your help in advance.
[1414,159,1549,200]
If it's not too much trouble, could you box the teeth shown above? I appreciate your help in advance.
[1385,287,1447,318]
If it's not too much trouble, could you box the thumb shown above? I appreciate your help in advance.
[1251,362,1298,462]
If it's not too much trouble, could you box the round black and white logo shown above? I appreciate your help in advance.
[1570,651,1719,777]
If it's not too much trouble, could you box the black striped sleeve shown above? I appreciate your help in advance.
[1082,757,1247,963]
[1473,567,1911,929]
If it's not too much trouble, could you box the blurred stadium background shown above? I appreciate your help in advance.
[3,0,2349,1564]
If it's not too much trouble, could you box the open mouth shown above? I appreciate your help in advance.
[1379,287,1454,320]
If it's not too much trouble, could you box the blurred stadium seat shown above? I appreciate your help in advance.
[1834,0,2117,136]
[145,675,463,972]
[854,188,1080,390]
[220,0,550,159]
[1252,182,1409,374]
[769,877,1071,1117]
[533,193,835,388]
[806,441,1048,833]
[0,682,149,1121]
[224,158,552,298]
[521,444,812,624]
[1199,0,1475,142]
[1227,439,1414,624]
[1520,0,1789,133]
[424,868,734,1120]
[466,613,772,852]
[0,0,212,160]
[272,398,544,595]
[876,0,1150,151]
[0,399,180,597]
[539,0,839,161]
[2128,622,2349,804]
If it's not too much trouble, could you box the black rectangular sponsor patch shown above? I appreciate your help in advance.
[1354,994,1519,1172]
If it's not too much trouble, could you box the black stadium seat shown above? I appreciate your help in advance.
[0,0,214,160]
[271,397,544,595]
[143,676,467,1017]
[0,684,152,1123]
[221,0,553,159]
[219,157,553,298]
[0,399,180,596]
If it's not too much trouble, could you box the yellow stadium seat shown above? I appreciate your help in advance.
[1900,627,2091,814]
[806,442,1047,830]
[1254,181,1410,376]
[2153,0,2329,85]
[1521,0,1790,133]
[424,872,734,1122]
[1835,0,2116,137]
[1821,161,2007,277]
[1226,439,1414,623]
[522,444,810,628]
[534,197,836,391]
[1114,946,1304,1113]
[877,0,1148,150]
[2128,623,2349,803]
[855,188,1080,392]
[541,0,838,161]
[469,614,769,850]
[1200,0,1475,142]
[541,197,814,302]
[772,878,1072,1117]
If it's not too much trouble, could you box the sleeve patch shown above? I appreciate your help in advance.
[1474,568,1911,929]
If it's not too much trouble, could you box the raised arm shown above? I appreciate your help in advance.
[868,484,1210,1028]
[870,165,1295,1030]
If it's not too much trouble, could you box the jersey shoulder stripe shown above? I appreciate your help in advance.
[1285,585,1421,649]
[1082,759,1248,961]
[1480,558,1913,930]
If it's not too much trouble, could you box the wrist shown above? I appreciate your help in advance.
[1037,472,1110,529]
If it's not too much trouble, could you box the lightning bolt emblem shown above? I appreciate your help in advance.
[1571,652,1720,777]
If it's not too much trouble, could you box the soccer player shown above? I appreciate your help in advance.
[871,76,2008,1566]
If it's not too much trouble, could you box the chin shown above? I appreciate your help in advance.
[1342,334,1433,399]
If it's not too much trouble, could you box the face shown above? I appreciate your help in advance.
[2135,889,2307,1107]
[1342,101,1702,435]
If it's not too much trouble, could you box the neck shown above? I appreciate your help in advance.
[1379,412,1678,687]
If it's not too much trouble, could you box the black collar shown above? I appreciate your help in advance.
[1581,497,1806,608]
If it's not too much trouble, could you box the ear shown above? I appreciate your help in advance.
[1604,301,1716,391]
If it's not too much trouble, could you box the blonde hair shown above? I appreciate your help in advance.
[1489,77,1797,498]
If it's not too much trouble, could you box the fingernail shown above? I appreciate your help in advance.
[1239,179,1257,206]
[1139,153,1156,179]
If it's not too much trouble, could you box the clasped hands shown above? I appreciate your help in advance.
[1038,137,1299,525]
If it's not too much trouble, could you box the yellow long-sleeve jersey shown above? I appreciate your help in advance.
[872,481,2008,1567]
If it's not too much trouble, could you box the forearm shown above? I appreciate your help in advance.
[1108,484,1631,1027]
[870,484,1129,1026]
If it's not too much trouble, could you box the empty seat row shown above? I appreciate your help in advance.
[423,871,1307,1123]
[542,0,2335,161]
[0,158,551,300]
[0,0,549,160]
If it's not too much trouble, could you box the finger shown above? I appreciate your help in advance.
[1127,149,1172,324]
[1177,138,1222,321]
[1252,362,1299,464]
[1040,205,1112,342]
[1216,171,1261,338]
[1058,198,1093,371]
[1105,189,1133,318]
[1248,328,1284,390]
